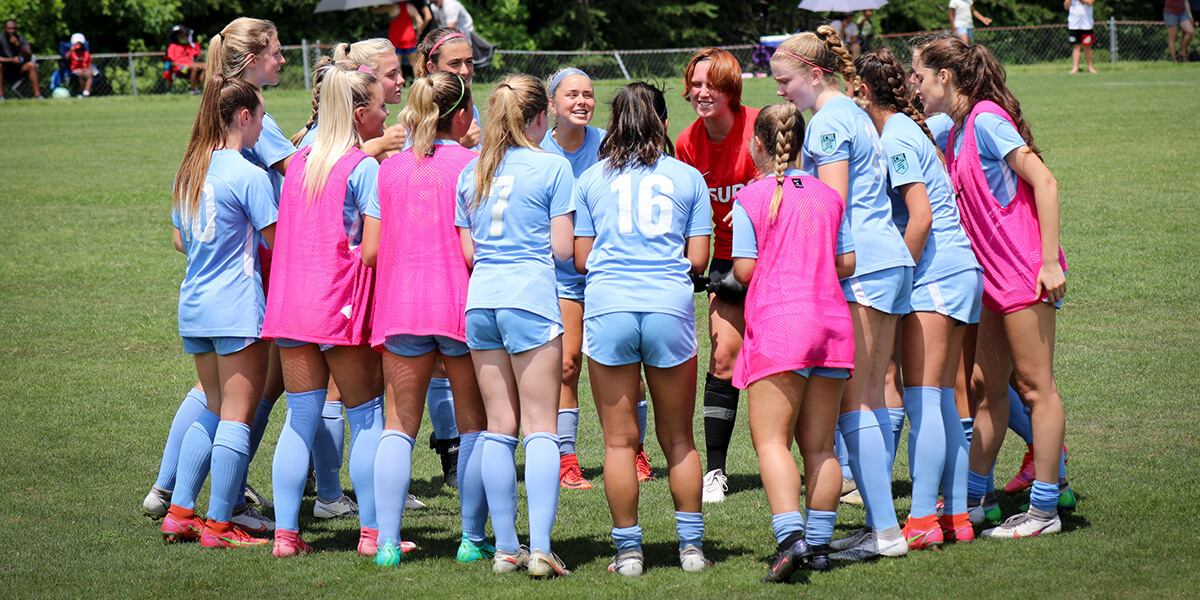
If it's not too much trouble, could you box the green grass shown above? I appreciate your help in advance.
[1,63,1199,599]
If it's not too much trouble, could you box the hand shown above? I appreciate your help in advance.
[378,124,406,153]
[460,118,481,148]
[721,210,734,225]
[1034,261,1066,304]
[689,272,711,294]
[982,17,993,26]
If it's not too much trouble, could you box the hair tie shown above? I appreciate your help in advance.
[776,49,828,74]
[547,67,589,97]
[429,32,466,57]
[441,74,466,117]
[497,83,513,90]
[357,64,374,74]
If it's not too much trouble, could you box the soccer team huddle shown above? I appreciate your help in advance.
[144,15,1075,583]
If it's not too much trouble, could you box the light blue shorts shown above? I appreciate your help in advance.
[911,268,983,325]
[584,311,697,368]
[182,336,258,356]
[793,366,852,380]
[956,26,974,39]
[384,334,470,357]
[842,266,914,315]
[466,308,563,354]
[274,337,335,352]
[1164,11,1189,26]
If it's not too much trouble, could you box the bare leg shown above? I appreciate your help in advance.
[645,356,702,514]
[589,359,642,527]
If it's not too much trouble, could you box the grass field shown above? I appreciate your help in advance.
[1,62,1199,599]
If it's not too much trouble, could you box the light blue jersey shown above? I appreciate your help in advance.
[241,112,297,202]
[730,170,853,259]
[343,158,379,247]
[297,124,317,150]
[881,114,979,284]
[926,113,953,152]
[455,146,574,321]
[802,95,912,277]
[172,149,278,338]
[574,155,712,320]
[952,112,1026,208]
[541,125,607,300]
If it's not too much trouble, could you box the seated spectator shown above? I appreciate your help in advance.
[1,19,43,100]
[68,33,93,97]
[166,26,204,94]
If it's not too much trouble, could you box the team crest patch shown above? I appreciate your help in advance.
[820,133,836,153]
[890,153,909,174]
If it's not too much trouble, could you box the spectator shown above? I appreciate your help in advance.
[431,0,473,38]
[948,0,992,44]
[1066,0,1098,73]
[1,19,44,100]
[372,1,430,78]
[1164,0,1194,61]
[167,26,205,94]
[67,33,93,97]
[857,9,876,51]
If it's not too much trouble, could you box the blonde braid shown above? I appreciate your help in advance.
[769,108,797,222]
[816,25,859,94]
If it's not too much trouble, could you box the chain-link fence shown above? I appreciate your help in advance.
[0,20,1186,99]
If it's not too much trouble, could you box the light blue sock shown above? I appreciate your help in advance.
[834,426,853,480]
[458,431,488,544]
[961,417,974,444]
[887,406,906,471]
[805,509,837,546]
[612,525,643,552]
[313,399,345,502]
[172,409,219,511]
[839,410,898,530]
[238,397,275,505]
[523,432,561,554]
[966,469,990,500]
[556,408,580,456]
[675,511,704,548]
[940,388,970,516]
[1030,479,1059,512]
[427,378,459,440]
[873,408,898,482]
[271,389,325,532]
[1008,386,1034,444]
[374,430,414,545]
[153,388,207,491]
[905,387,946,518]
[209,420,251,523]
[481,432,519,553]
[771,511,805,544]
[638,400,648,445]
[347,396,384,530]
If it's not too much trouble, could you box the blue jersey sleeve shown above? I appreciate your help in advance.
[805,109,852,166]
[882,128,925,190]
[348,159,379,216]
[240,169,279,231]
[454,165,475,228]
[248,113,297,171]
[926,113,953,152]
[974,113,1026,163]
[547,159,575,218]
[572,171,596,237]
[685,167,714,237]
[729,201,757,259]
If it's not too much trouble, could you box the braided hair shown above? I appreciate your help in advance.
[854,47,940,155]
[751,103,806,222]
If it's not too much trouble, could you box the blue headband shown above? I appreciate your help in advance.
[548,68,590,97]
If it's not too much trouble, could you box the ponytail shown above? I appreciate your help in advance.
[290,56,335,146]
[854,47,941,159]
[472,73,547,209]
[206,17,277,80]
[399,71,471,159]
[174,74,262,217]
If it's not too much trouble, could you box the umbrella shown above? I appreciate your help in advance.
[797,0,888,12]
[313,0,393,13]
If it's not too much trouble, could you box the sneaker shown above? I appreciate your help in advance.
[829,525,908,561]
[967,493,1002,525]
[1004,445,1036,494]
[840,487,863,506]
[232,503,274,533]
[829,527,872,551]
[375,539,404,566]
[805,544,832,572]
[201,521,270,548]
[902,515,943,550]
[608,548,644,577]
[457,535,496,563]
[492,545,530,573]
[702,469,728,503]
[273,529,313,558]
[161,512,204,543]
[529,549,570,579]
[939,512,975,543]
[358,526,380,556]
[314,493,358,519]
[559,453,593,489]
[81,90,90,97]
[142,485,171,519]
[980,508,1061,539]
[679,543,711,572]
[243,483,273,510]
[400,540,417,553]
[761,532,812,583]
[840,477,857,496]
[635,445,656,481]
[405,493,426,510]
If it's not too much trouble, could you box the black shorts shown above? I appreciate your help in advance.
[1068,29,1095,47]
[708,257,733,282]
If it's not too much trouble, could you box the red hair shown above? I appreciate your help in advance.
[682,47,743,110]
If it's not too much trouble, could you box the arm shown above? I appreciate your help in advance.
[550,214,574,262]
[973,8,993,26]
[835,252,856,279]
[1005,146,1065,302]
[173,227,185,253]
[259,223,276,248]
[897,181,932,264]
[948,7,956,28]
[361,216,381,267]
[686,235,711,275]
[574,237,593,274]
[362,124,407,162]
[816,161,850,205]
[458,227,475,269]
[408,3,427,34]
[271,154,294,178]
[732,258,755,286]
[1063,0,1071,11]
